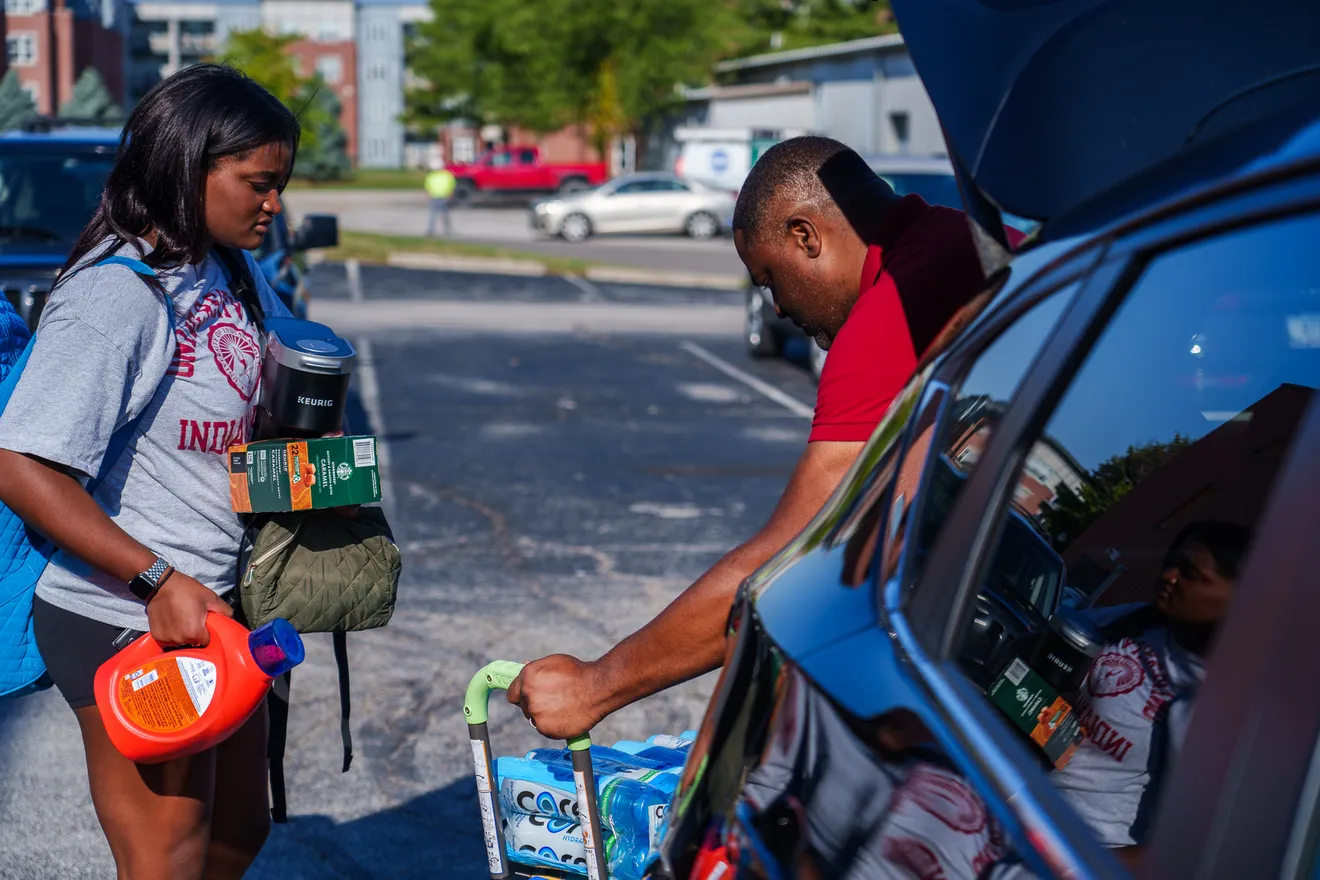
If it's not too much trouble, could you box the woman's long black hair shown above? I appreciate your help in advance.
[58,63,300,286]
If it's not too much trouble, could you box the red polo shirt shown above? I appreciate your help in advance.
[810,195,1014,443]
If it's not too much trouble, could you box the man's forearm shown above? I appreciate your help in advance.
[592,536,778,715]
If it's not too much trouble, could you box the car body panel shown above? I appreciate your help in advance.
[450,145,608,197]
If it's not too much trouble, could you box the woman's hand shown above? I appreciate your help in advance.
[145,573,233,646]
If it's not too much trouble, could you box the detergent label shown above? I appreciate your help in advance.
[117,657,217,734]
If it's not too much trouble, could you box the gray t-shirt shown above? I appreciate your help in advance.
[1049,604,1204,847]
[0,240,290,629]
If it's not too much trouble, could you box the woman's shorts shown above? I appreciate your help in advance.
[32,596,144,709]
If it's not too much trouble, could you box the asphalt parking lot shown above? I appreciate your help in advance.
[0,263,820,879]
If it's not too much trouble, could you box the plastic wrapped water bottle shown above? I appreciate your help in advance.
[502,812,653,880]
[525,747,681,797]
[646,730,698,749]
[609,742,689,767]
[495,755,670,849]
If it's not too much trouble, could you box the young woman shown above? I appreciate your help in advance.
[0,63,299,879]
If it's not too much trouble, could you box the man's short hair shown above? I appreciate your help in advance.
[732,136,882,245]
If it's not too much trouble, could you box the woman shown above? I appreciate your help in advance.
[0,64,298,879]
[1046,520,1252,866]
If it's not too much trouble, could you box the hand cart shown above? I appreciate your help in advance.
[465,661,611,880]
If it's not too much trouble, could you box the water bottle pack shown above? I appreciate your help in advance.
[497,731,696,878]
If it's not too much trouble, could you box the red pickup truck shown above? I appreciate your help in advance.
[447,146,609,203]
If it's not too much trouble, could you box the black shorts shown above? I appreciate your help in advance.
[32,596,144,709]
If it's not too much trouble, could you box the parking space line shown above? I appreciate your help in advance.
[565,275,602,302]
[353,337,399,526]
[679,341,814,419]
[346,258,363,303]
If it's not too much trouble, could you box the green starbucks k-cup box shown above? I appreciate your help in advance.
[987,656,1083,769]
[228,435,382,513]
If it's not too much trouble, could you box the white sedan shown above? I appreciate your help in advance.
[530,173,736,243]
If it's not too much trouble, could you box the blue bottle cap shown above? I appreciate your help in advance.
[248,619,305,678]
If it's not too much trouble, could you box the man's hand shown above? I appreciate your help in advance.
[507,655,607,739]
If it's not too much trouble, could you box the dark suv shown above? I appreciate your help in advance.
[0,125,338,330]
[658,2,1320,878]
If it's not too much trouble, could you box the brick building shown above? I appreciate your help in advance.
[3,0,132,115]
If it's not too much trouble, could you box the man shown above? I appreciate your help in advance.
[509,136,1008,738]
[424,160,456,237]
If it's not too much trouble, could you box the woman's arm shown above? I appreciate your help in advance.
[0,450,232,645]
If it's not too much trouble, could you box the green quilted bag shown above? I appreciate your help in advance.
[240,507,399,632]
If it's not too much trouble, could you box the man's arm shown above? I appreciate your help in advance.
[508,439,864,739]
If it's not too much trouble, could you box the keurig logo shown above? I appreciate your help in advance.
[297,396,335,407]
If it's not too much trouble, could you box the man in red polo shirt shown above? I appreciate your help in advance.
[508,136,1004,738]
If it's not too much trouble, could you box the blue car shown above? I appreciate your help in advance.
[0,123,338,331]
[660,2,1320,878]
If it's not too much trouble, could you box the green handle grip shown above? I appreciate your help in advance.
[463,660,592,751]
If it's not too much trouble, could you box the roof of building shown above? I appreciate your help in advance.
[680,81,813,102]
[714,33,906,74]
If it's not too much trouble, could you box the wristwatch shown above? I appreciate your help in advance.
[128,556,175,603]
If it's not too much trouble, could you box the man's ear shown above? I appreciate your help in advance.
[787,216,822,259]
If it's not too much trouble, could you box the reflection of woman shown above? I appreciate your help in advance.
[0,65,296,877]
[1048,521,1251,858]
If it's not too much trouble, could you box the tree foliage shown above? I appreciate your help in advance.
[721,0,896,60]
[405,0,723,147]
[60,68,124,122]
[1039,436,1193,550]
[0,70,37,132]
[215,29,350,180]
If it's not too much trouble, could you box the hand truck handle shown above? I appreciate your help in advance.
[465,661,608,880]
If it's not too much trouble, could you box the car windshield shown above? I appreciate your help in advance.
[0,148,114,252]
[878,171,963,209]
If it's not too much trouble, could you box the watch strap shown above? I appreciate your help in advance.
[129,556,173,602]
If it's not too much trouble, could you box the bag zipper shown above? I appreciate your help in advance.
[246,520,305,579]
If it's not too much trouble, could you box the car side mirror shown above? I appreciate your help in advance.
[293,214,338,251]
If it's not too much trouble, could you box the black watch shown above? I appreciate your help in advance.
[128,556,174,603]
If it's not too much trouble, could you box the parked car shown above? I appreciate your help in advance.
[659,2,1320,879]
[745,155,1040,382]
[448,145,609,205]
[530,172,736,243]
[0,124,337,330]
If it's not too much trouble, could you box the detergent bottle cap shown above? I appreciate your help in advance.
[248,619,305,678]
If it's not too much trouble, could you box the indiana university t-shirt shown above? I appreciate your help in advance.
[810,195,1018,443]
[0,241,290,630]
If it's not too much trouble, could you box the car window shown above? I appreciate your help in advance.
[946,211,1320,867]
[0,148,114,250]
[490,152,513,168]
[897,288,1076,602]
[518,149,536,165]
[613,181,651,195]
[879,172,964,210]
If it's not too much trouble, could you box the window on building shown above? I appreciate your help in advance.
[4,0,45,14]
[316,55,343,85]
[6,34,36,67]
[890,112,911,155]
[367,63,390,82]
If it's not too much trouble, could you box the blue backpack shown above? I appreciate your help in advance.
[0,256,168,698]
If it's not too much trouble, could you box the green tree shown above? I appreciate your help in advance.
[59,67,124,122]
[721,0,896,60]
[215,29,350,180]
[406,0,720,151]
[1039,436,1193,550]
[293,77,351,181]
[0,70,37,132]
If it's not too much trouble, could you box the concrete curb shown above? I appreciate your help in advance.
[583,266,744,291]
[385,251,548,276]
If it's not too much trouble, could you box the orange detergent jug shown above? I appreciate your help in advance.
[94,613,304,764]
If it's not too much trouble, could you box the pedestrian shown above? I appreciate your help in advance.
[507,136,1024,738]
[0,63,299,879]
[425,160,457,237]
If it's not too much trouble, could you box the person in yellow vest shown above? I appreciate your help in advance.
[425,160,457,237]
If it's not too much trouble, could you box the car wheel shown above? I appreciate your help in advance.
[686,211,719,240]
[746,287,781,357]
[809,339,828,383]
[452,180,475,206]
[560,213,593,243]
[558,177,589,195]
